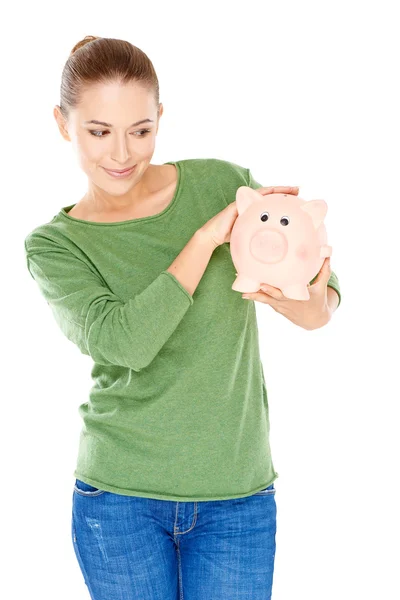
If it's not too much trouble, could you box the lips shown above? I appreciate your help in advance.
[103,166,135,173]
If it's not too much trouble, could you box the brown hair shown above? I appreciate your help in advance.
[59,36,160,121]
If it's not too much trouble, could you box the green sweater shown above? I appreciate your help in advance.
[24,158,341,502]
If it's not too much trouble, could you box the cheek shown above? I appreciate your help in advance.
[75,134,104,170]
[137,135,156,157]
[295,243,309,261]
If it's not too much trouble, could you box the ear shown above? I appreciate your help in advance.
[236,186,264,216]
[156,103,163,134]
[300,199,328,229]
[53,105,71,142]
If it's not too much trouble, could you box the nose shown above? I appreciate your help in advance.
[110,133,132,164]
[250,229,288,264]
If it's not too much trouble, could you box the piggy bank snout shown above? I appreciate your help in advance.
[250,229,288,264]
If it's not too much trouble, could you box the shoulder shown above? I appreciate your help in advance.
[173,158,255,208]
[24,221,70,257]
[176,157,258,207]
[178,158,252,195]
[178,157,250,182]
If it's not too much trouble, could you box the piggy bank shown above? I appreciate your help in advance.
[230,187,332,301]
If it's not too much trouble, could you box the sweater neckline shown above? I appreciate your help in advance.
[58,161,181,226]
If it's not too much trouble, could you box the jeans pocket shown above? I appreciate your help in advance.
[253,483,276,495]
[74,478,106,497]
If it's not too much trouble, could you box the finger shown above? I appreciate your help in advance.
[260,284,284,300]
[257,186,299,195]
[242,292,273,304]
[325,257,332,278]
[319,257,331,279]
[309,258,331,287]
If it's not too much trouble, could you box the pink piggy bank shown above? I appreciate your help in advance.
[230,188,332,301]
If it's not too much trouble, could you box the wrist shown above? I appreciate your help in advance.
[195,228,219,252]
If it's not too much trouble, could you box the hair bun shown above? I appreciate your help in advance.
[70,36,100,56]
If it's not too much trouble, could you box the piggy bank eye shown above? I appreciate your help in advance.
[260,212,269,222]
[280,216,290,226]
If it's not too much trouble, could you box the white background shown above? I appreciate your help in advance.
[2,0,399,598]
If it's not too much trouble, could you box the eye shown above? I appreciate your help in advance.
[280,216,290,226]
[260,212,269,222]
[89,129,152,138]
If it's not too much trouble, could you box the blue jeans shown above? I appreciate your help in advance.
[72,478,277,599]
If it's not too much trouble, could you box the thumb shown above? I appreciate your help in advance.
[313,257,331,285]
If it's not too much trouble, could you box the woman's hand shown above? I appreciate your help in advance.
[199,186,299,248]
[256,185,299,197]
[242,257,333,331]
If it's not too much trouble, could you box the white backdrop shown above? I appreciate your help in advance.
[3,0,399,598]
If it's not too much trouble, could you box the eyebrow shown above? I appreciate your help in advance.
[83,118,154,127]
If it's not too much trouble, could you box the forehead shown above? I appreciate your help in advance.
[76,81,156,120]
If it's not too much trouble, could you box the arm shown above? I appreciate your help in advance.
[25,230,216,372]
[166,229,218,296]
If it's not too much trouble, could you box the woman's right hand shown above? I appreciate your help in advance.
[198,186,300,249]
[198,201,239,249]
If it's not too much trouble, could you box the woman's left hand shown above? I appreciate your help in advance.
[242,258,333,331]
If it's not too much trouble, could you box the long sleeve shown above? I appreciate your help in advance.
[24,236,194,372]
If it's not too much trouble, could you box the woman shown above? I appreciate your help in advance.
[24,36,341,600]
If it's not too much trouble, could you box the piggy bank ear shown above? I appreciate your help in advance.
[236,186,262,216]
[300,199,328,229]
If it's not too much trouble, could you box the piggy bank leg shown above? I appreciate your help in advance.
[232,274,261,293]
[280,284,310,301]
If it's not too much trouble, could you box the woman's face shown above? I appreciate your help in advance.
[54,81,163,200]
